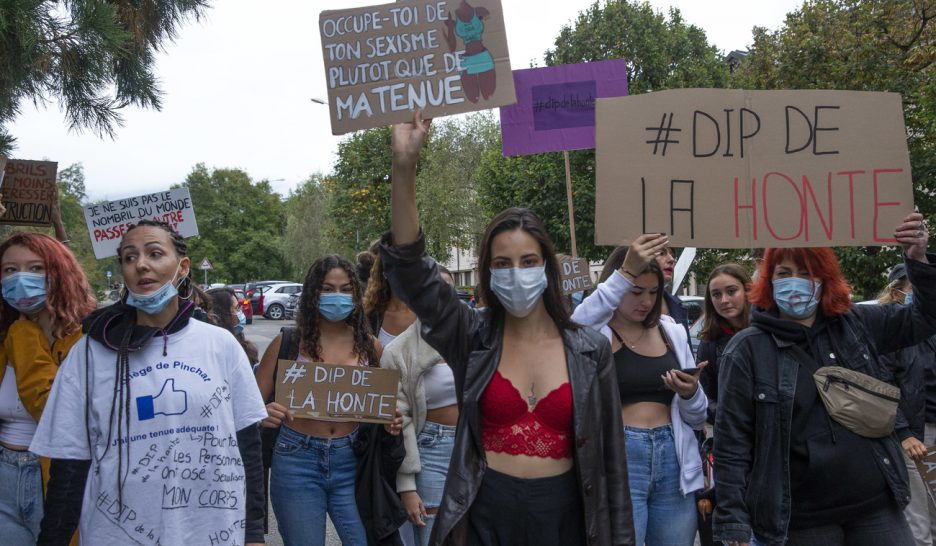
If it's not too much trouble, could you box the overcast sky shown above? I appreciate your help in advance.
[11,0,803,201]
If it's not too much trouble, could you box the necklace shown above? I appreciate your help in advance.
[612,326,646,349]
[528,383,537,407]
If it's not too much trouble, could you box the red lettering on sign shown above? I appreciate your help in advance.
[872,168,903,243]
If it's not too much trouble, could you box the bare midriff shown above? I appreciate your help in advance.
[288,419,358,438]
[621,401,672,429]
[426,404,459,427]
[486,451,573,479]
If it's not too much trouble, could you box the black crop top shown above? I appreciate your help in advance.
[612,340,680,406]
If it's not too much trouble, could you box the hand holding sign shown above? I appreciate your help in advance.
[392,109,432,167]
[895,212,929,262]
[621,233,669,280]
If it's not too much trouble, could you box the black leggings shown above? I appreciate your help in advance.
[468,468,586,546]
[785,502,913,546]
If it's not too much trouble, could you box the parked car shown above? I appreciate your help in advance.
[678,295,705,356]
[261,283,303,320]
[231,288,254,325]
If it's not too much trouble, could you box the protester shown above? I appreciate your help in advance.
[256,254,403,546]
[714,212,935,546]
[877,263,936,546]
[206,286,259,365]
[572,235,706,546]
[0,232,97,543]
[380,111,633,546]
[381,268,459,546]
[654,244,691,334]
[30,219,268,546]
[364,254,417,349]
[358,250,377,294]
[694,263,753,546]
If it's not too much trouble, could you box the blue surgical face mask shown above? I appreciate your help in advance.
[773,277,822,319]
[489,266,548,318]
[235,310,247,334]
[319,293,354,322]
[898,289,914,306]
[2,272,48,313]
[125,262,182,315]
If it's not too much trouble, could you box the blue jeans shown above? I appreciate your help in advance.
[0,445,42,546]
[414,421,456,546]
[270,425,366,546]
[624,424,697,546]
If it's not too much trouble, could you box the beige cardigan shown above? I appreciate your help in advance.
[379,319,446,492]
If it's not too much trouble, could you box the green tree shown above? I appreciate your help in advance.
[0,0,207,154]
[477,0,730,263]
[282,173,336,277]
[733,0,935,298]
[178,164,291,284]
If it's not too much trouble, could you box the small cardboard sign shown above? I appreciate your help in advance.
[0,160,58,227]
[558,255,594,296]
[915,446,936,510]
[320,0,516,134]
[595,89,915,248]
[500,59,629,156]
[275,360,400,424]
[82,188,199,259]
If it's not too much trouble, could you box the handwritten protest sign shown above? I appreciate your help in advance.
[83,188,199,259]
[558,255,594,296]
[0,160,57,227]
[320,0,516,134]
[500,59,629,156]
[595,90,915,248]
[915,446,936,510]
[275,361,400,424]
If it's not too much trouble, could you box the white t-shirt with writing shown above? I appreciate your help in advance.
[31,319,267,546]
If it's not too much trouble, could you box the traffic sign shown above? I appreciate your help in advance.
[199,258,213,270]
[106,271,112,278]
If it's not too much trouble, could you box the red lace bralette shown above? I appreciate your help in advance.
[480,370,574,459]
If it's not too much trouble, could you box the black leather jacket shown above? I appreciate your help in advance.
[713,255,936,545]
[380,233,635,546]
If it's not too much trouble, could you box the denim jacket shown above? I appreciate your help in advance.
[713,255,936,545]
[380,232,635,546]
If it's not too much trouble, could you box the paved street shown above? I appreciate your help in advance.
[243,317,342,546]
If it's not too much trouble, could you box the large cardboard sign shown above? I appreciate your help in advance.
[83,188,199,259]
[595,90,915,248]
[320,0,516,134]
[558,255,594,296]
[500,59,629,156]
[915,446,936,510]
[275,361,400,424]
[0,160,57,227]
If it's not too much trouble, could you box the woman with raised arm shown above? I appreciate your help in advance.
[380,111,632,546]
[713,213,934,546]
[30,220,268,546]
[571,237,707,546]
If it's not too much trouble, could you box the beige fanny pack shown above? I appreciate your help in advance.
[813,366,900,438]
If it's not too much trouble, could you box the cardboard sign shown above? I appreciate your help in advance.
[275,360,400,424]
[558,255,594,296]
[320,0,516,134]
[500,59,629,156]
[82,188,199,259]
[0,160,58,227]
[595,89,915,248]
[915,446,936,510]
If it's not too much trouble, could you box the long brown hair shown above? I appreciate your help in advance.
[363,253,391,319]
[699,263,752,342]
[0,232,97,339]
[476,208,577,331]
[297,255,378,366]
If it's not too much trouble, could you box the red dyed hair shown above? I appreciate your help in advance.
[749,247,853,317]
[0,233,98,339]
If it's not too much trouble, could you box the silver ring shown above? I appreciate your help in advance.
[918,230,925,238]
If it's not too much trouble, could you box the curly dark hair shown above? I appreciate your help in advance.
[297,255,377,366]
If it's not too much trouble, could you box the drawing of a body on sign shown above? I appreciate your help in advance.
[320,0,516,134]
[275,361,400,424]
[595,90,915,248]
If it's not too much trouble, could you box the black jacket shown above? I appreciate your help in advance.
[380,233,635,546]
[354,424,407,546]
[879,316,927,442]
[697,330,733,425]
[713,255,936,545]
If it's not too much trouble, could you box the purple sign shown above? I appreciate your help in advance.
[532,81,597,131]
[500,59,629,156]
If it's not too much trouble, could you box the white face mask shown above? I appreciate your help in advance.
[489,266,548,318]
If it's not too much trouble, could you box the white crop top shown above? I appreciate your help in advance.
[0,365,38,447]
[424,363,457,410]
